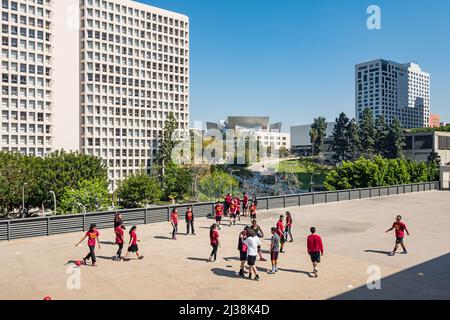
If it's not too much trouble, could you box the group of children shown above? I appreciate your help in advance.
[75,213,143,266]
[75,195,410,278]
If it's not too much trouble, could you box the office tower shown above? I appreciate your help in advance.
[1,0,53,156]
[2,0,190,190]
[355,59,430,129]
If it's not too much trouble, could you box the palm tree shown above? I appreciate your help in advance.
[309,128,319,158]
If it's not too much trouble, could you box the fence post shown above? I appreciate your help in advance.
[47,217,51,236]
[312,193,315,205]
[7,220,10,241]
[298,195,301,207]
[378,187,381,197]
[359,189,362,199]
[144,208,148,225]
[82,214,86,232]
[283,196,286,208]
[337,191,340,202]
[167,207,171,222]
[387,187,390,196]
[325,192,328,203]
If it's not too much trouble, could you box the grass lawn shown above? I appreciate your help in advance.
[270,158,334,190]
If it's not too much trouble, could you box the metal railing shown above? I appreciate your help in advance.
[0,181,440,241]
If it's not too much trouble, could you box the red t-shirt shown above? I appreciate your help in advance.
[250,205,256,214]
[393,221,407,238]
[307,234,324,254]
[243,195,249,206]
[171,212,178,224]
[130,230,138,245]
[86,230,100,247]
[215,204,223,216]
[210,230,219,246]
[286,216,293,227]
[186,210,193,221]
[115,226,124,244]
[276,220,284,237]
[225,196,232,204]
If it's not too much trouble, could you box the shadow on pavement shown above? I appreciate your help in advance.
[211,268,242,279]
[187,257,209,262]
[277,268,314,277]
[365,249,391,255]
[331,253,450,300]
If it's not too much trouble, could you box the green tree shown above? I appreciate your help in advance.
[156,112,180,176]
[346,119,361,161]
[358,108,376,157]
[161,162,192,201]
[59,179,111,214]
[385,118,406,159]
[331,113,350,162]
[198,171,239,201]
[309,128,318,157]
[310,117,328,156]
[374,115,389,157]
[116,171,163,208]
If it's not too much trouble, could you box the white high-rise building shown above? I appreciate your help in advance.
[355,59,430,129]
[2,0,190,190]
[1,0,53,157]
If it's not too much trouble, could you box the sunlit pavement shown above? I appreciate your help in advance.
[1,191,449,300]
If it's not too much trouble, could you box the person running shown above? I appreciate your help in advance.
[242,192,249,216]
[276,215,286,253]
[268,227,281,274]
[285,211,293,242]
[76,224,101,267]
[229,199,238,226]
[235,196,241,221]
[208,224,220,262]
[307,227,324,277]
[238,226,249,276]
[250,220,267,261]
[243,228,261,281]
[125,226,144,260]
[214,201,224,230]
[225,193,233,215]
[114,222,126,261]
[249,203,257,221]
[386,215,410,256]
[185,206,195,235]
[170,208,179,240]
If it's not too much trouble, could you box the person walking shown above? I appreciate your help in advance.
[285,211,293,242]
[75,224,101,267]
[242,192,249,216]
[125,225,144,260]
[276,215,286,253]
[170,208,179,240]
[214,201,224,230]
[268,227,281,274]
[250,220,267,261]
[114,222,126,261]
[243,228,261,281]
[238,226,249,276]
[185,206,195,235]
[307,227,324,277]
[208,224,220,262]
[386,215,410,256]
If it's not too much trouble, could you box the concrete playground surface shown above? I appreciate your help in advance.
[1,191,450,300]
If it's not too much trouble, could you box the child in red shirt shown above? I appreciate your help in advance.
[76,224,101,267]
[250,203,257,221]
[276,215,286,253]
[242,192,249,216]
[185,206,195,235]
[285,211,293,242]
[214,202,223,229]
[170,208,179,240]
[126,225,144,260]
[229,199,238,226]
[208,224,220,262]
[307,227,324,277]
[235,197,241,221]
[386,215,410,256]
[114,223,126,261]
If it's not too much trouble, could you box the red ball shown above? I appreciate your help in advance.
[75,260,82,267]
[43,296,52,301]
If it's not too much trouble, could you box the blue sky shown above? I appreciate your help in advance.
[142,0,450,131]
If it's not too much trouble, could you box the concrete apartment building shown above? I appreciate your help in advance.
[1,0,190,190]
[355,59,430,129]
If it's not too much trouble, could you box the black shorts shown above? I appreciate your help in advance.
[243,205,249,210]
[250,214,256,220]
[396,237,404,244]
[215,216,222,222]
[280,236,286,244]
[230,214,236,219]
[239,250,247,261]
[310,252,321,263]
[247,255,257,266]
[271,251,279,261]
[128,244,139,253]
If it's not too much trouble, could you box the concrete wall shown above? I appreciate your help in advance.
[52,0,80,152]
[440,166,450,190]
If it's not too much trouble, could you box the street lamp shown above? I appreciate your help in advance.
[21,183,28,218]
[49,191,56,215]
[76,202,87,214]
